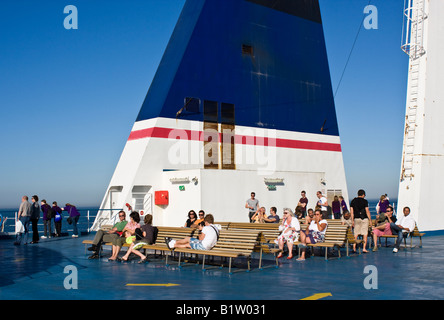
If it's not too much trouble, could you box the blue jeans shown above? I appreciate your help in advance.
[72,215,80,235]
[16,216,31,244]
[390,223,407,249]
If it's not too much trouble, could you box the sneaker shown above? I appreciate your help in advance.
[164,237,174,250]
[41,236,47,239]
[72,234,78,238]
[393,248,398,253]
[164,237,171,249]
[372,246,378,252]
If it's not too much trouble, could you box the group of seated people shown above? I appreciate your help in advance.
[274,208,328,261]
[341,205,416,253]
[87,210,220,262]
[273,201,416,260]
[87,210,156,263]
[86,198,417,263]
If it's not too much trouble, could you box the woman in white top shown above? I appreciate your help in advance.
[275,208,300,260]
[297,209,328,261]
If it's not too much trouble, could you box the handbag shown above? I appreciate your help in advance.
[15,219,24,233]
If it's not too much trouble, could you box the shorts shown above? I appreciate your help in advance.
[189,237,206,250]
[354,218,369,236]
[303,230,325,244]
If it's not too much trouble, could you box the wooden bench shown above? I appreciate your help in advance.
[299,224,349,260]
[345,227,363,255]
[171,229,261,274]
[227,223,280,248]
[83,226,262,274]
[222,222,281,268]
[82,226,196,261]
[378,225,425,248]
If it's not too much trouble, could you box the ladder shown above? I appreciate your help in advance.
[400,0,427,181]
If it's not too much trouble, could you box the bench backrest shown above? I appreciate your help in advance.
[213,230,260,254]
[157,226,196,241]
[322,224,349,244]
[156,226,260,254]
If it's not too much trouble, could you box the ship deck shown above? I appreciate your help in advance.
[1,232,444,303]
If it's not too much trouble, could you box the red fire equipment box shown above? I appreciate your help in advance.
[155,191,169,205]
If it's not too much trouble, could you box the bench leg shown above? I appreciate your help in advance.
[228,257,232,274]
[202,255,206,271]
[259,247,263,270]
[178,252,182,268]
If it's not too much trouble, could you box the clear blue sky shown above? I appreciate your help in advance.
[0,0,408,208]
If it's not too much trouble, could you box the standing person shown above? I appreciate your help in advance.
[332,195,341,220]
[339,196,348,214]
[297,191,309,217]
[245,192,259,223]
[52,201,63,237]
[41,200,52,239]
[62,203,80,238]
[30,195,40,244]
[376,195,390,215]
[390,207,416,253]
[316,191,328,217]
[14,196,32,245]
[350,189,372,253]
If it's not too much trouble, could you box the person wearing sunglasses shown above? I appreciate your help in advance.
[275,208,300,259]
[371,206,397,252]
[297,209,328,261]
[87,210,128,259]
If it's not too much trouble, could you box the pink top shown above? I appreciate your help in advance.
[125,221,140,232]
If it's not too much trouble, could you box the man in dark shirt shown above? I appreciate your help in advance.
[297,191,308,217]
[264,206,280,223]
[350,189,372,253]
[30,195,40,244]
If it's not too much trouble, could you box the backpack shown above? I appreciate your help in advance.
[47,206,55,220]
[54,211,62,222]
[152,227,158,244]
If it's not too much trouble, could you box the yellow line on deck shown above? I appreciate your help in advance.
[126,283,181,287]
[300,292,332,300]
